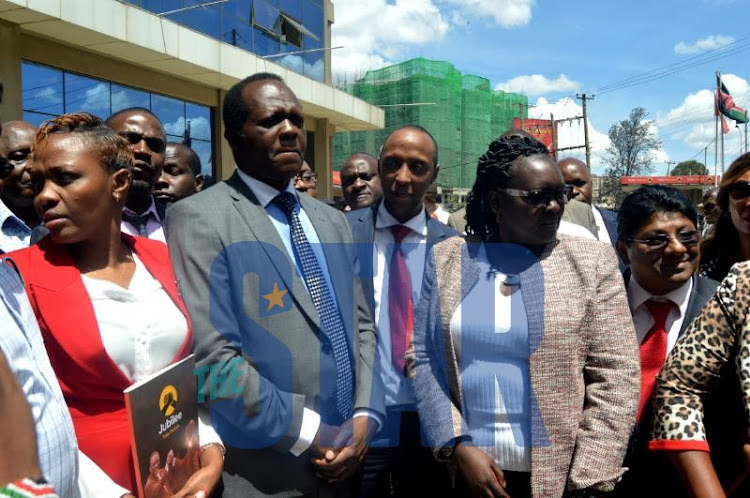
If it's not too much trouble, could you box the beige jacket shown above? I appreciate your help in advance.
[406,235,639,497]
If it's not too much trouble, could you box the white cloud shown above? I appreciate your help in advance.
[657,73,749,161]
[674,34,734,55]
[444,0,535,28]
[528,97,611,174]
[164,116,211,142]
[331,0,449,81]
[495,74,580,96]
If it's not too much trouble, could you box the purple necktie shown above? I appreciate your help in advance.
[389,225,412,374]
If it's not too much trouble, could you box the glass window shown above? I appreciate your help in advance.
[253,0,280,32]
[226,0,252,22]
[21,62,216,180]
[173,2,222,39]
[190,139,214,176]
[300,0,323,39]
[279,0,302,19]
[23,111,56,127]
[186,103,212,140]
[152,94,185,137]
[22,62,63,116]
[111,84,150,113]
[253,26,280,55]
[64,73,110,117]
[222,18,253,51]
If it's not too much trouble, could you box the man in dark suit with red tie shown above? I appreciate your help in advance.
[346,125,458,497]
[613,185,744,497]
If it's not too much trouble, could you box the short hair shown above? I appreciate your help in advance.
[35,112,133,174]
[223,73,284,135]
[617,186,698,241]
[105,106,163,131]
[381,125,439,166]
[166,142,202,177]
[465,133,549,241]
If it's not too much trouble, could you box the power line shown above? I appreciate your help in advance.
[592,35,750,95]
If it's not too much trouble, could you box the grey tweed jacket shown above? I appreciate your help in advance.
[406,234,640,497]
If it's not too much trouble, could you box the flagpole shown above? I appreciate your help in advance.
[715,71,720,176]
[719,72,726,173]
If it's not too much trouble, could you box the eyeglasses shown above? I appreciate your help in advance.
[496,185,573,208]
[627,231,700,250]
[726,181,750,201]
[295,172,318,184]
[118,131,166,154]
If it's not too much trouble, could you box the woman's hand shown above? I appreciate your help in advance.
[171,445,223,498]
[454,442,509,498]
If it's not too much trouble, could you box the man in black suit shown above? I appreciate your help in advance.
[613,185,744,497]
[167,73,383,497]
[347,125,458,497]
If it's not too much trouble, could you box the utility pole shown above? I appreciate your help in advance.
[550,113,557,160]
[576,93,594,167]
[665,160,676,176]
[517,103,526,131]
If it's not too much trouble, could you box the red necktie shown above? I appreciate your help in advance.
[637,299,673,422]
[389,225,413,374]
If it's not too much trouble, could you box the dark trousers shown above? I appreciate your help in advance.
[359,409,453,497]
[456,470,531,498]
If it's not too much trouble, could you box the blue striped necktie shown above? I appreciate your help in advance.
[273,192,353,420]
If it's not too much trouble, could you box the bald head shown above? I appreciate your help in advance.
[341,153,381,210]
[558,157,592,204]
[1,121,36,204]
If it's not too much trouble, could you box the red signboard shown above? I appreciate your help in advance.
[621,175,719,186]
[513,118,553,154]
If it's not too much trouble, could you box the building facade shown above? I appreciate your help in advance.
[0,0,383,197]
[333,58,528,189]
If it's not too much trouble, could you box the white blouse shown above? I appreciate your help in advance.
[79,254,221,497]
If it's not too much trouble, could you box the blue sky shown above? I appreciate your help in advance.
[331,0,750,175]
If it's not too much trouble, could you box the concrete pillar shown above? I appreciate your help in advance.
[215,89,235,181]
[0,19,22,121]
[314,118,333,200]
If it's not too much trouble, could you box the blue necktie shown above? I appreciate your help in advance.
[273,192,353,420]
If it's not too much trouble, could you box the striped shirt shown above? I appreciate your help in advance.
[0,261,79,497]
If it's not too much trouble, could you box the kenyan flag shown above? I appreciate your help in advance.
[716,74,749,125]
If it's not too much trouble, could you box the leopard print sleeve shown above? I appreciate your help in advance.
[649,264,748,451]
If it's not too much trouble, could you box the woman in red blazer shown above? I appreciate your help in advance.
[11,112,222,497]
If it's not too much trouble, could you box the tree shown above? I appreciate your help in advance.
[670,160,708,176]
[601,107,662,207]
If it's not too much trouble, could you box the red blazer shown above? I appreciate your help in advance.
[9,235,193,492]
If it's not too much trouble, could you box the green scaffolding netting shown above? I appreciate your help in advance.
[333,58,528,190]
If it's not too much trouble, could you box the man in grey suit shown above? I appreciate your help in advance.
[166,73,384,497]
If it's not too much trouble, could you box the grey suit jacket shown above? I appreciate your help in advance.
[166,172,383,497]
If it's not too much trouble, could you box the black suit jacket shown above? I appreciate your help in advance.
[617,273,745,497]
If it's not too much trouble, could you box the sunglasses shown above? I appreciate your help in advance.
[627,231,700,250]
[726,181,750,201]
[497,185,573,208]
[295,172,318,184]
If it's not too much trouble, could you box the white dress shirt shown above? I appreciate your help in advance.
[558,219,596,240]
[372,203,428,408]
[627,276,693,354]
[236,169,376,457]
[121,199,166,243]
[592,206,612,244]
